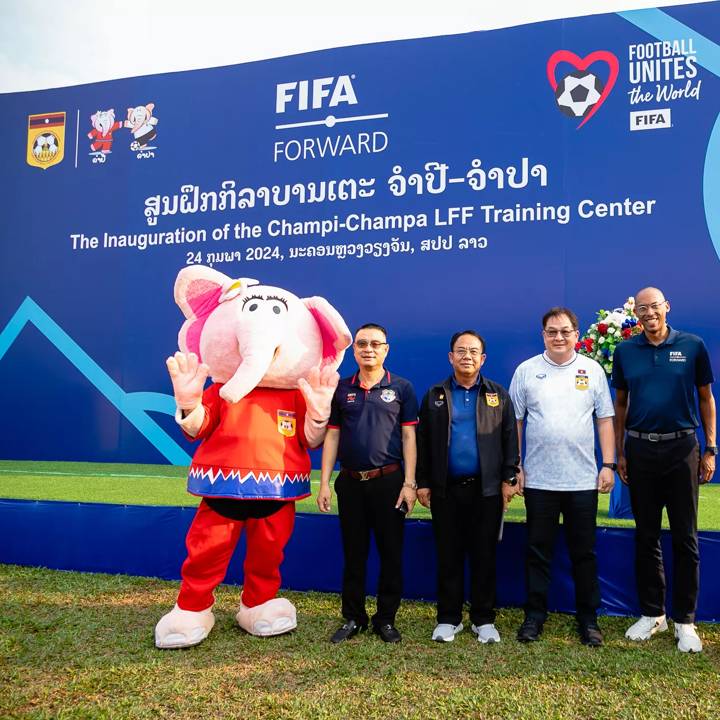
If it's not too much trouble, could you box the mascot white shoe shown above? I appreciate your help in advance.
[236,598,297,637]
[155,604,215,649]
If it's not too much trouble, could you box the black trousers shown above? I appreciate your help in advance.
[335,468,404,627]
[523,488,600,625]
[625,433,700,623]
[430,483,503,626]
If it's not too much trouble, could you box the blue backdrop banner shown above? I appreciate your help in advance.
[1,3,719,466]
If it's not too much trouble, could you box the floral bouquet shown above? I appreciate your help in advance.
[576,297,643,375]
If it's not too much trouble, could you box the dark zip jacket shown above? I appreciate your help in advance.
[416,374,519,498]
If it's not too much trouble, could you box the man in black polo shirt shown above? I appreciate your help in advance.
[612,287,716,653]
[318,323,418,643]
[416,330,519,644]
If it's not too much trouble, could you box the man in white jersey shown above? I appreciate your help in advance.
[509,306,616,646]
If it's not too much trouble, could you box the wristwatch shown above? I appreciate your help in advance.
[704,446,718,456]
[504,476,518,487]
[602,462,618,471]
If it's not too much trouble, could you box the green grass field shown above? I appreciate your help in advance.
[1,564,719,720]
[2,460,720,529]
[2,461,720,718]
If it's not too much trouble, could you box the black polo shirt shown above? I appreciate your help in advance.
[611,327,714,432]
[328,369,418,471]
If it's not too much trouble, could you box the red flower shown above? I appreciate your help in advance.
[622,328,632,339]
[575,342,582,351]
[597,323,608,335]
[584,338,594,351]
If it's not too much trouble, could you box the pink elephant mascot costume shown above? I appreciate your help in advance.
[155,266,351,649]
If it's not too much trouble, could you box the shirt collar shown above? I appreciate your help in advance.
[450,373,483,390]
[638,325,678,346]
[542,351,577,368]
[351,369,391,389]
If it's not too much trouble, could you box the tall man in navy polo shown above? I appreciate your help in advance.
[416,330,519,644]
[318,323,418,644]
[613,287,716,653]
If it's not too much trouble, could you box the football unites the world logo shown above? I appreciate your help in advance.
[546,50,619,128]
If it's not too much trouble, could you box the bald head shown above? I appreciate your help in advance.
[635,287,666,305]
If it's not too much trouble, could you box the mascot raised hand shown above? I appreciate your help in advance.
[155,266,351,649]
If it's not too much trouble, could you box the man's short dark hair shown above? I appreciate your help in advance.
[355,322,388,340]
[542,307,579,331]
[450,330,486,353]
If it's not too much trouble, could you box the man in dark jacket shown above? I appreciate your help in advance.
[417,330,519,643]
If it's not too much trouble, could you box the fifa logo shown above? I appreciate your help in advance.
[630,109,671,131]
[275,75,358,113]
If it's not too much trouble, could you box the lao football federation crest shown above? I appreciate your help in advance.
[485,393,499,407]
[277,410,297,437]
[380,389,397,403]
[575,374,590,390]
[27,112,66,169]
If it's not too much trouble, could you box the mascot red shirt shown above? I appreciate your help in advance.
[155,267,351,649]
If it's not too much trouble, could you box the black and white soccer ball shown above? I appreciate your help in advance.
[554,71,604,118]
[32,132,59,161]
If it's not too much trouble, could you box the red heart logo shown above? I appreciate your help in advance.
[546,50,619,128]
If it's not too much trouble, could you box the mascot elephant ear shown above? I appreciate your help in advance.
[174,265,258,358]
[302,296,352,369]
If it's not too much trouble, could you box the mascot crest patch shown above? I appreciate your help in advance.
[277,410,297,437]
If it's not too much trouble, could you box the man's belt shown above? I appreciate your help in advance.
[449,475,477,486]
[627,429,695,442]
[344,463,401,481]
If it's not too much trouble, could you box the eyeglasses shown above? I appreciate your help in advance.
[543,329,577,338]
[636,301,667,315]
[354,340,387,350]
[453,347,484,357]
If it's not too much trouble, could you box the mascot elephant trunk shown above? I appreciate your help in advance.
[216,307,288,404]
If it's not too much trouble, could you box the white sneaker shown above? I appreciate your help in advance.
[431,622,464,642]
[472,623,501,644]
[625,615,668,641]
[674,622,703,653]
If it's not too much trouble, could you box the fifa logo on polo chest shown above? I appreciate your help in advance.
[669,351,686,362]
[276,75,358,113]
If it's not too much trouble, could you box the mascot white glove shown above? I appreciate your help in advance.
[298,365,340,447]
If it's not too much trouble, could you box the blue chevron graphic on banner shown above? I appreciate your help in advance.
[0,297,191,465]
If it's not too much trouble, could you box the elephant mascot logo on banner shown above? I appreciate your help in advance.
[155,265,351,649]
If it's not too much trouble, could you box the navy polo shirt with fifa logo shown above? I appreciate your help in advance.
[612,327,714,432]
[328,370,419,471]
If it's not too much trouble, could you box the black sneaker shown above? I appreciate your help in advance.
[330,620,367,644]
[373,623,402,643]
[516,617,543,643]
[579,622,603,647]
